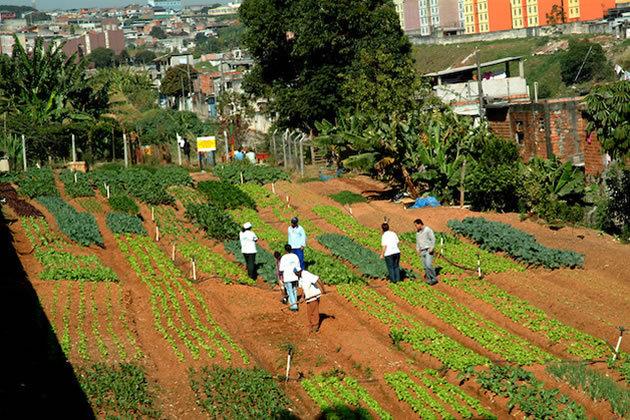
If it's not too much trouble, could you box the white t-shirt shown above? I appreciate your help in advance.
[299,270,321,302]
[279,253,300,283]
[381,231,400,257]
[239,230,258,254]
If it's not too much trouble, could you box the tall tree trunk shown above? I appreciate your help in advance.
[402,166,420,198]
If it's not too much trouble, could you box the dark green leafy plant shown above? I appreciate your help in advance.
[37,195,103,246]
[212,161,289,185]
[37,249,118,282]
[108,194,139,214]
[318,233,388,278]
[106,212,146,235]
[448,217,583,269]
[77,363,159,418]
[189,366,294,419]
[329,190,367,205]
[59,170,95,198]
[224,239,276,284]
[16,168,58,198]
[186,203,240,240]
[198,180,256,209]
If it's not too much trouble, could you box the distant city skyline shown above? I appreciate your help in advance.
[0,0,230,11]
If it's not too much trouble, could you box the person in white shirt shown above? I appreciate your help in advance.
[245,148,256,164]
[279,244,301,311]
[297,269,325,333]
[380,222,401,283]
[239,222,258,280]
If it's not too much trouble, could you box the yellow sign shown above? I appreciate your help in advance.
[196,136,217,152]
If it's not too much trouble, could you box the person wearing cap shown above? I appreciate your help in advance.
[297,268,325,333]
[288,217,306,269]
[279,244,301,311]
[239,222,258,280]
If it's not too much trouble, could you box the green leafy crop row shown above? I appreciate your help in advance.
[198,180,256,210]
[179,242,254,286]
[318,233,388,279]
[302,374,392,420]
[186,203,240,240]
[338,284,488,371]
[37,195,103,246]
[448,217,584,269]
[108,194,138,214]
[106,212,147,235]
[59,170,95,198]
[190,366,293,419]
[385,370,495,419]
[15,168,58,198]
[213,161,289,185]
[391,282,554,365]
[167,185,206,207]
[224,239,277,285]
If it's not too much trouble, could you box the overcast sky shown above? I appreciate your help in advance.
[0,0,229,11]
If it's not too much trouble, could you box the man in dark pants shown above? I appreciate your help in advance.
[415,218,438,285]
[380,223,401,283]
[239,222,258,280]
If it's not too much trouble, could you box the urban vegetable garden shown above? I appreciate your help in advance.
[0,162,628,419]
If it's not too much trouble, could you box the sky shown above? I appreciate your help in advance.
[0,0,229,11]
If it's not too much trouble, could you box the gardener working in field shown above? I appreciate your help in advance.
[279,244,301,311]
[274,251,288,304]
[288,217,306,269]
[239,222,258,280]
[380,223,401,283]
[297,268,325,333]
[415,218,438,285]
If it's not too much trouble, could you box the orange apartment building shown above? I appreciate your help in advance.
[463,0,616,34]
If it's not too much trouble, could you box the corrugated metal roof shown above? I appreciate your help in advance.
[424,56,523,77]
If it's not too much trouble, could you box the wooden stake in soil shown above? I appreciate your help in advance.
[285,347,293,382]
[477,253,482,278]
[191,257,197,281]
[171,243,176,261]
[286,195,290,208]
[272,182,275,194]
[151,206,155,221]
[612,326,625,361]
[240,172,244,184]
[440,237,444,256]
[74,172,78,183]
[155,225,160,242]
[106,184,110,199]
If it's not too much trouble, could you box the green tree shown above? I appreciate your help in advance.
[545,4,566,25]
[160,64,196,99]
[150,26,167,39]
[133,108,218,144]
[134,49,157,65]
[88,47,116,68]
[560,39,612,85]
[239,0,415,130]
[584,81,630,161]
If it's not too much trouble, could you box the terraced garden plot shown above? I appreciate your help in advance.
[41,281,142,362]
[178,241,254,285]
[385,370,495,419]
[337,284,488,371]
[442,277,613,360]
[167,185,206,207]
[390,282,554,365]
[37,195,104,246]
[77,197,105,214]
[224,239,277,285]
[318,233,389,279]
[302,374,392,420]
[22,216,117,282]
[154,205,191,237]
[117,234,249,363]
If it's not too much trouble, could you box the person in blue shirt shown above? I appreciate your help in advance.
[287,217,306,269]
[234,147,245,161]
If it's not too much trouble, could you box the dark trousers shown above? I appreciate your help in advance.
[384,253,401,283]
[243,253,257,280]
[292,248,305,269]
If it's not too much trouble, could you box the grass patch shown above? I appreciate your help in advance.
[329,190,367,205]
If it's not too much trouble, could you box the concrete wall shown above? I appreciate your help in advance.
[409,19,612,44]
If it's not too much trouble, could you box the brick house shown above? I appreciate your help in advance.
[486,97,607,175]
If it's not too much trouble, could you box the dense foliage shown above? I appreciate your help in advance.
[329,190,367,205]
[60,170,95,198]
[0,183,44,217]
[160,65,197,99]
[37,249,118,282]
[224,239,277,284]
[108,194,139,214]
[212,161,289,184]
[560,39,612,85]
[77,363,159,418]
[190,366,293,418]
[317,233,388,278]
[477,364,586,419]
[106,212,147,235]
[595,164,630,241]
[584,81,630,161]
[240,0,415,130]
[448,217,584,269]
[186,203,240,240]
[197,180,256,209]
[16,168,58,198]
[37,196,104,246]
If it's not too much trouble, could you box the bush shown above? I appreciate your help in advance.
[560,39,613,85]
[197,180,256,209]
[448,217,584,269]
[186,203,240,240]
[37,196,104,246]
[59,170,95,198]
[106,212,146,235]
[329,190,367,205]
[108,194,139,214]
[16,168,58,198]
[213,161,290,185]
[598,164,630,242]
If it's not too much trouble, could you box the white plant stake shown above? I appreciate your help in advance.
[106,184,110,199]
[171,243,176,261]
[155,225,160,242]
[191,257,197,281]
[240,171,244,184]
[74,172,78,183]
[440,237,444,256]
[272,182,275,193]
[151,206,155,221]
[477,253,482,278]
[285,347,293,382]
[612,326,625,362]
